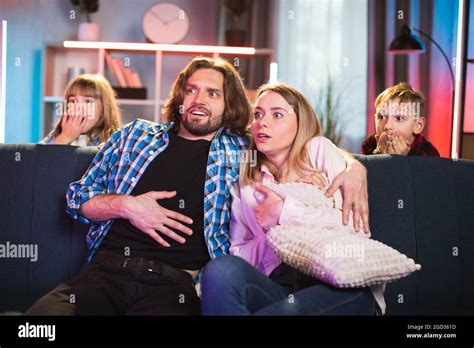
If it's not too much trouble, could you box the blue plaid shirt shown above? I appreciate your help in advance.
[66,118,249,263]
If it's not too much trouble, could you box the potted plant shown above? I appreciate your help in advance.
[222,0,253,46]
[314,75,343,146]
[71,0,100,41]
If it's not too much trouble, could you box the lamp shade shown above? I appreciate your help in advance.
[389,25,425,54]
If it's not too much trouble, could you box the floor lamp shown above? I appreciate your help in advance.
[388,0,468,160]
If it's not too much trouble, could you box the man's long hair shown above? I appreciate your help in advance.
[162,56,252,135]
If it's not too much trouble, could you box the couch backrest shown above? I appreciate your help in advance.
[0,145,473,314]
[361,154,474,314]
[0,144,96,311]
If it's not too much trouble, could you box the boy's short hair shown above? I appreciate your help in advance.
[375,82,425,117]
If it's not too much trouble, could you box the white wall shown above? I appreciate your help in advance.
[0,0,220,143]
[0,20,6,143]
[275,0,368,152]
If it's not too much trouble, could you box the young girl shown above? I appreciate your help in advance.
[41,74,121,146]
[201,83,385,315]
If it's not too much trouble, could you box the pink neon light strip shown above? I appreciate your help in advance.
[64,41,256,55]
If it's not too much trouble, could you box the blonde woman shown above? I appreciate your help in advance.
[201,83,384,315]
[41,74,121,146]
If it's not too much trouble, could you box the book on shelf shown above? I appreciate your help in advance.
[112,58,127,87]
[131,72,143,88]
[104,52,146,98]
[105,52,144,89]
[105,53,124,87]
[122,67,137,87]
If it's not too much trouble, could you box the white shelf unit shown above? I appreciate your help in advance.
[40,41,275,140]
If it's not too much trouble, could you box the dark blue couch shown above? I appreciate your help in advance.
[0,144,473,314]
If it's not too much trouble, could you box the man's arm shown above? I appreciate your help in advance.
[79,194,131,221]
[68,120,194,247]
[80,191,194,247]
[326,148,370,233]
[66,124,126,224]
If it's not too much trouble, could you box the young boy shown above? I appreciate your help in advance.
[362,82,440,156]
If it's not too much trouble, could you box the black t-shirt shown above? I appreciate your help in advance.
[101,132,212,270]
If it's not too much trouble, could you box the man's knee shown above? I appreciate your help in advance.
[25,284,75,315]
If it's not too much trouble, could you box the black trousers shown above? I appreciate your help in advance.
[25,251,200,315]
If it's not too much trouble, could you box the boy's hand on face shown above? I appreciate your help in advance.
[388,132,411,156]
[253,183,284,231]
[375,132,390,154]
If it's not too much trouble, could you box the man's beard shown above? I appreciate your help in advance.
[181,108,223,136]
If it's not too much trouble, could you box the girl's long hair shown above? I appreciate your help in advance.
[53,74,121,142]
[240,83,323,186]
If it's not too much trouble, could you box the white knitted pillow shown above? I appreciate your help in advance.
[265,182,421,288]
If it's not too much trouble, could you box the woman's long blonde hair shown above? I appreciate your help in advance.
[240,83,323,186]
[52,74,121,142]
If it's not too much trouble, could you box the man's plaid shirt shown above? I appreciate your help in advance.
[66,119,249,262]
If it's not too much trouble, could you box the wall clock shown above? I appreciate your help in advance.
[142,3,190,44]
